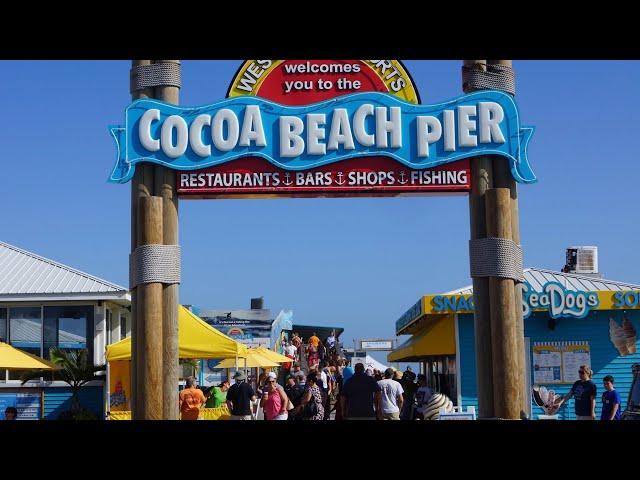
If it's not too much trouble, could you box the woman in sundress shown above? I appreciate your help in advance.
[293,372,324,421]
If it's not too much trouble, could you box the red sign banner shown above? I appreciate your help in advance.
[177,157,470,198]
[177,60,471,199]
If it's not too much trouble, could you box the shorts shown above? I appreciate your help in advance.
[383,411,400,420]
[576,415,594,420]
[230,414,253,420]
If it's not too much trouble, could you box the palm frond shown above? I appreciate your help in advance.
[20,369,49,385]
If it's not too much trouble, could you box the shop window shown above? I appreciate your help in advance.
[106,309,112,345]
[0,308,7,343]
[120,313,127,340]
[8,306,42,380]
[43,306,93,365]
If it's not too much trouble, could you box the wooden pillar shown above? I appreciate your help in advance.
[130,60,155,419]
[488,59,527,417]
[138,196,164,419]
[486,189,520,418]
[465,59,495,418]
[154,60,180,420]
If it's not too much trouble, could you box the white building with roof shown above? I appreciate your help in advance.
[0,241,131,419]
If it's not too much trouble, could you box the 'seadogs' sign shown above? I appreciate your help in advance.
[109,60,535,198]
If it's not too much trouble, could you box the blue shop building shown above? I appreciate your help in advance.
[389,251,640,420]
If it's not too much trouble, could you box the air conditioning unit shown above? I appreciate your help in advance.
[564,246,598,274]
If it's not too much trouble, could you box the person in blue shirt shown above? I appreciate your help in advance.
[554,365,597,419]
[342,364,354,385]
[601,375,622,420]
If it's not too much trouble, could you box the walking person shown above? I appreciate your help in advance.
[413,374,434,420]
[293,372,324,421]
[326,330,337,356]
[291,333,302,360]
[309,332,320,349]
[399,369,418,420]
[285,375,305,420]
[341,363,382,420]
[262,372,289,420]
[179,376,207,420]
[601,375,622,420]
[284,341,297,366]
[553,365,597,419]
[205,380,231,408]
[307,344,319,370]
[377,367,404,420]
[226,371,257,420]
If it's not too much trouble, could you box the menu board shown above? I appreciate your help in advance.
[0,392,41,420]
[562,343,591,383]
[532,343,562,383]
[532,341,591,385]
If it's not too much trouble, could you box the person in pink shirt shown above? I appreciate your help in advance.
[262,372,289,420]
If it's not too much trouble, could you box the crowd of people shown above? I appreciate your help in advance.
[175,336,626,421]
[176,331,448,420]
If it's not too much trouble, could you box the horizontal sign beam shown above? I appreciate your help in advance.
[109,91,535,189]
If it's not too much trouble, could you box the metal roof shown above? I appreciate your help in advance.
[0,241,128,299]
[444,267,640,295]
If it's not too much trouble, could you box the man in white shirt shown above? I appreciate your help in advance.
[284,342,297,362]
[377,367,404,420]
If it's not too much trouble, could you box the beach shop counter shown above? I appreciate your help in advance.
[388,268,640,419]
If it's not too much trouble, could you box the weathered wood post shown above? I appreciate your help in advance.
[139,196,164,419]
[130,59,181,419]
[130,60,154,419]
[464,60,495,418]
[486,188,521,418]
[464,59,525,419]
[154,60,180,420]
[487,60,528,417]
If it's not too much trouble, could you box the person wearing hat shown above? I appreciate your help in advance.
[262,372,289,420]
[226,371,257,420]
[377,367,404,420]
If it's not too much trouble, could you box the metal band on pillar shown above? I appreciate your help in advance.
[130,245,181,288]
[130,62,182,93]
[462,63,515,95]
[469,238,524,282]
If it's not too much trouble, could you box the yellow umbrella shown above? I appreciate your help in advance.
[105,305,247,361]
[254,346,295,364]
[0,342,58,370]
[214,350,278,369]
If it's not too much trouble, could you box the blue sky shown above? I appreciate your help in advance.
[1,60,639,367]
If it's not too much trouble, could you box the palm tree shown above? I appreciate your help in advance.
[21,347,105,416]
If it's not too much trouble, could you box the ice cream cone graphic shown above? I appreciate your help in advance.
[609,318,630,356]
[622,316,637,354]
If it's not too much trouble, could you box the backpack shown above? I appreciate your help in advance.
[302,399,319,418]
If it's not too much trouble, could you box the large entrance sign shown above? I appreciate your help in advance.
[116,59,536,420]
[109,60,535,198]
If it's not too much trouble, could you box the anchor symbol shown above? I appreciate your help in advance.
[398,171,409,185]
[283,172,293,186]
[335,172,346,186]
